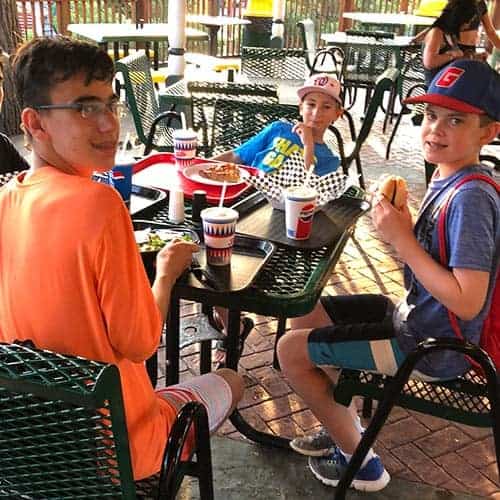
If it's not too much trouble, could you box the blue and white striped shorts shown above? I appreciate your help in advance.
[307,294,406,376]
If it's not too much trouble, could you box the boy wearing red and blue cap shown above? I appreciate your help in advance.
[277,59,499,492]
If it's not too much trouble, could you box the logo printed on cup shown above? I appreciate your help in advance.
[92,157,134,208]
[112,163,133,206]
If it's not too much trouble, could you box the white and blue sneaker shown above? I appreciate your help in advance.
[308,446,390,492]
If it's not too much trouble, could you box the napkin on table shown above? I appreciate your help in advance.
[246,150,349,209]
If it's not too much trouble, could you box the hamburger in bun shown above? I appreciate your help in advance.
[378,175,408,210]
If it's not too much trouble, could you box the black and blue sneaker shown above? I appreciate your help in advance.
[308,446,390,492]
[290,427,334,457]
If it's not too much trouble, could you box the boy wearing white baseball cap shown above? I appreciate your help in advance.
[213,73,343,176]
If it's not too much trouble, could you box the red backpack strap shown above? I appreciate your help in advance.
[437,173,500,341]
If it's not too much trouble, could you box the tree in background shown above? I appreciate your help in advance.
[0,0,23,135]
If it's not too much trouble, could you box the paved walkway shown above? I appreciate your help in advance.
[159,94,499,499]
[179,436,484,499]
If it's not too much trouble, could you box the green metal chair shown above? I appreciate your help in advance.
[333,338,500,500]
[115,51,181,156]
[240,47,308,85]
[0,342,214,499]
[339,32,400,112]
[187,81,279,157]
[297,19,344,78]
[339,67,400,188]
[385,49,426,160]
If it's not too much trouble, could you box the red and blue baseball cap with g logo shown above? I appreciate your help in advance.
[404,59,500,121]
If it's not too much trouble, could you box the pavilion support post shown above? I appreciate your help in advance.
[271,0,285,48]
[167,0,186,84]
[208,0,218,17]
[339,0,355,32]
[56,0,71,35]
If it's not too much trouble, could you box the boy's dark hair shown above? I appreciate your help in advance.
[433,0,478,37]
[479,115,496,127]
[12,36,114,108]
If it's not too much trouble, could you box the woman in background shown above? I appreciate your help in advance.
[421,0,500,85]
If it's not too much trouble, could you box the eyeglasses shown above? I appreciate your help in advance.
[34,99,125,120]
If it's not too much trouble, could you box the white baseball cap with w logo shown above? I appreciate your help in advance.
[297,73,343,106]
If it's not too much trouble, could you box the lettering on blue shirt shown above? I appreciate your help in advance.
[234,120,340,176]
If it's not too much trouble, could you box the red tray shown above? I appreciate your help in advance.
[132,153,257,204]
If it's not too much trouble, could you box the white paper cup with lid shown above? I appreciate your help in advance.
[173,128,197,164]
[284,186,317,240]
[201,207,239,266]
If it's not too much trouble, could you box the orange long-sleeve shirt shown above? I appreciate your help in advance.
[0,166,177,479]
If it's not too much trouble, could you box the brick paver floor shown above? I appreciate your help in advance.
[156,93,499,499]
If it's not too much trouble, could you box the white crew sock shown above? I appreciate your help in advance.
[340,448,375,469]
[354,415,365,434]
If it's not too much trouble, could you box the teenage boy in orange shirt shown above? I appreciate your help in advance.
[0,37,243,480]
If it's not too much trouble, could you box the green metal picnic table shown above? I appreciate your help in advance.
[136,185,370,448]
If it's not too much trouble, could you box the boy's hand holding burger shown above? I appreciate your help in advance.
[376,175,408,210]
[372,175,414,253]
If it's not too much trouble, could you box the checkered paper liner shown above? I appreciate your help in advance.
[246,150,349,209]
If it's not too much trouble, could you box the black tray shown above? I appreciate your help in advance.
[187,235,275,293]
[130,184,167,216]
[234,195,370,250]
[133,219,275,293]
[133,220,200,282]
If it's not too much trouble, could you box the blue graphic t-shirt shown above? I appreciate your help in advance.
[234,120,340,176]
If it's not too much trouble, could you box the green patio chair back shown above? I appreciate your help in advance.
[241,47,308,84]
[0,342,135,498]
[115,51,179,155]
[297,19,344,78]
[187,81,279,157]
[211,99,300,157]
[210,99,346,173]
[0,342,214,499]
[341,67,399,187]
[340,33,399,111]
[386,50,426,160]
